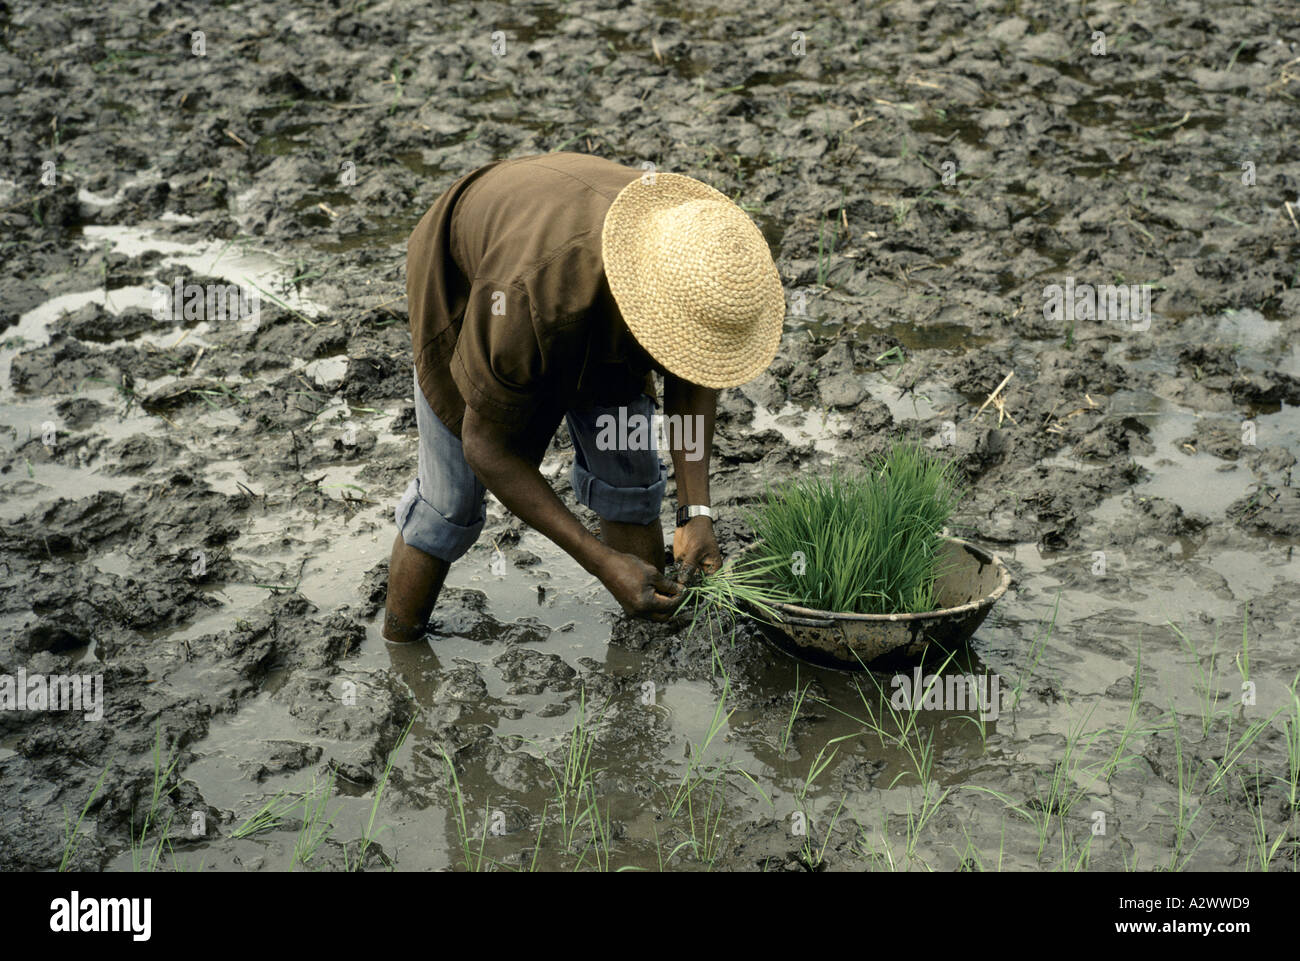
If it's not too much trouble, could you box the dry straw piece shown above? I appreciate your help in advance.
[601,172,785,389]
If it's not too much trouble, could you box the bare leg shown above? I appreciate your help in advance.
[599,518,666,571]
[383,532,451,643]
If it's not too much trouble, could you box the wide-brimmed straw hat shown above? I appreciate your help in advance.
[601,172,785,389]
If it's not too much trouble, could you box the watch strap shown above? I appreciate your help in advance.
[676,504,713,527]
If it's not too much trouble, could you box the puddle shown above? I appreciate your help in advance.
[864,372,962,424]
[748,400,848,454]
[1182,308,1300,379]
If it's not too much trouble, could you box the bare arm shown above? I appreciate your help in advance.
[461,406,681,620]
[664,373,722,580]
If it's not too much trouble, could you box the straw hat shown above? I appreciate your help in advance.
[601,172,785,389]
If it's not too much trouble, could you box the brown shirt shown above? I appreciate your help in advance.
[406,152,656,443]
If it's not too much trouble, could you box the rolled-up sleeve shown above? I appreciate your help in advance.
[450,280,540,423]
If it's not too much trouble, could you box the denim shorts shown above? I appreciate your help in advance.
[394,369,667,562]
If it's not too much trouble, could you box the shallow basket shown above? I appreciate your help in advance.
[745,536,1012,670]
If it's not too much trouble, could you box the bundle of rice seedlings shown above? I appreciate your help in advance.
[682,555,796,635]
[746,441,962,615]
[680,441,962,636]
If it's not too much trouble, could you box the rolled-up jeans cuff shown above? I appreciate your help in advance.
[571,463,667,525]
[394,478,485,562]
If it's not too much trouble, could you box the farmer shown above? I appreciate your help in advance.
[383,152,784,643]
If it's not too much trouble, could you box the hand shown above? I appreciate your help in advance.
[673,515,722,584]
[598,550,683,622]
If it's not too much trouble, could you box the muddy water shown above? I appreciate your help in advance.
[3,0,1299,872]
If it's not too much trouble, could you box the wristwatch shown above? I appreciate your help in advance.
[676,504,713,528]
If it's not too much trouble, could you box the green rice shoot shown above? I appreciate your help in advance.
[683,554,797,631]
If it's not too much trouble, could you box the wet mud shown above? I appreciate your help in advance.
[2,0,1299,871]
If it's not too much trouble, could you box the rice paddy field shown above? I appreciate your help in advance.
[2,0,1299,877]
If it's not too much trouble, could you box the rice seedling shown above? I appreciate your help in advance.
[966,705,1107,865]
[954,827,984,871]
[208,233,253,272]
[1170,618,1228,738]
[189,383,249,410]
[818,652,961,865]
[131,722,181,873]
[772,676,856,869]
[952,685,993,754]
[666,677,734,818]
[874,708,952,867]
[1204,704,1281,796]
[242,277,317,327]
[548,689,603,852]
[676,770,728,869]
[512,689,645,870]
[785,732,855,862]
[84,372,138,409]
[778,669,810,758]
[740,442,962,616]
[1060,833,1095,872]
[875,344,907,373]
[901,780,950,865]
[1236,601,1251,685]
[351,712,417,870]
[962,783,1041,864]
[651,828,698,872]
[559,732,618,871]
[848,648,958,773]
[232,789,298,839]
[526,801,548,873]
[291,768,341,870]
[800,793,846,870]
[952,817,1007,873]
[645,666,772,869]
[660,737,741,870]
[132,804,174,874]
[856,796,939,872]
[513,688,629,870]
[1100,645,1161,783]
[797,740,846,804]
[1164,712,1209,871]
[60,762,111,872]
[1282,672,1300,810]
[852,809,900,872]
[1007,593,1060,712]
[578,794,615,872]
[440,746,491,872]
[1240,768,1289,872]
